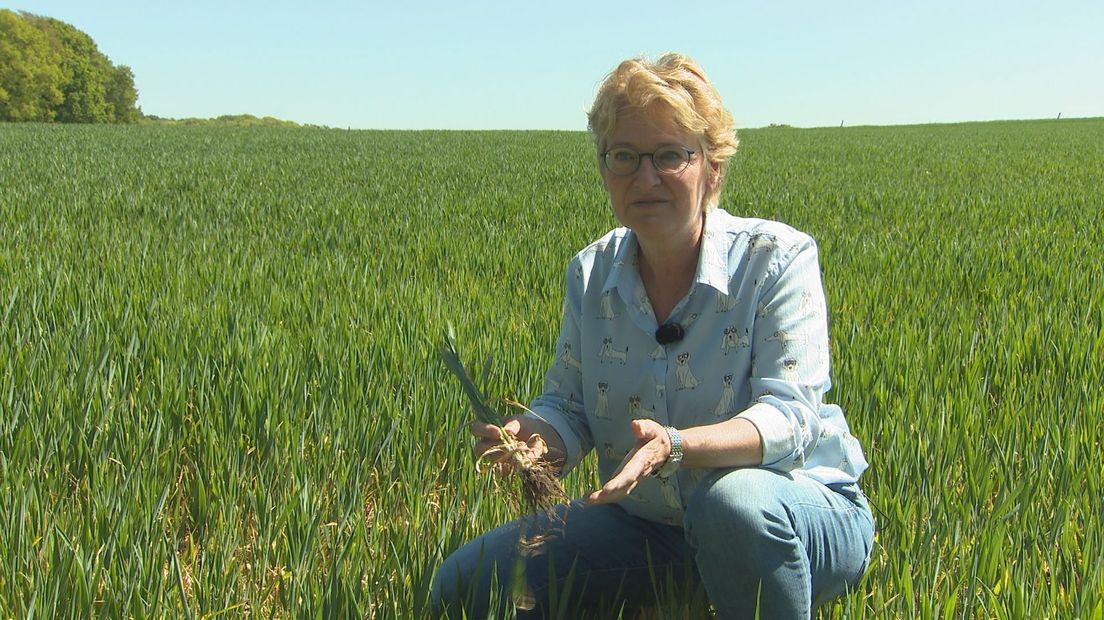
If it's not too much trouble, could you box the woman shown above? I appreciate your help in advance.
[432,53,874,619]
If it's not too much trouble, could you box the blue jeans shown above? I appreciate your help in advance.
[431,468,875,619]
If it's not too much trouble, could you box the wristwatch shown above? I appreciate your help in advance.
[654,426,683,478]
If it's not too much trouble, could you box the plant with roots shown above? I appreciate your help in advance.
[439,326,567,521]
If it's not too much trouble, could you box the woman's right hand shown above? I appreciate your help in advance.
[470,416,566,474]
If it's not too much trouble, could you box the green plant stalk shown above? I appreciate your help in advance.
[439,325,505,433]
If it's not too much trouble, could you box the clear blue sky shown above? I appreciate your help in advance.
[9,0,1104,129]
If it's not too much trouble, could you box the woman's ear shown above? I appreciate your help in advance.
[706,160,721,194]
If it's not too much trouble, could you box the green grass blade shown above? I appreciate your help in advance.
[439,325,503,427]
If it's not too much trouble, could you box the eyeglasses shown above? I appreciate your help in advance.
[600,146,696,176]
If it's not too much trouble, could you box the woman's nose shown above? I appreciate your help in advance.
[632,157,662,186]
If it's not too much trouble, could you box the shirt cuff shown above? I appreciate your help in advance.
[736,402,794,466]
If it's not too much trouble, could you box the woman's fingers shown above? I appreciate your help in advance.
[587,436,666,504]
[470,417,540,475]
[587,462,644,503]
[587,420,676,504]
[469,417,524,439]
[587,470,638,504]
[501,418,522,437]
[469,419,500,440]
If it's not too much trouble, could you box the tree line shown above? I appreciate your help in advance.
[0,9,140,123]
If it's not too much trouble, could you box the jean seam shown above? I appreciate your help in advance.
[790,501,861,514]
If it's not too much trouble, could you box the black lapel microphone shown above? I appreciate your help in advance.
[655,322,685,345]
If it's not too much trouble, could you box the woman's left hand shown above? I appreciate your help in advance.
[586,418,672,504]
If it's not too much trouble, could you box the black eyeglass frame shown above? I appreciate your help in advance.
[600,146,697,176]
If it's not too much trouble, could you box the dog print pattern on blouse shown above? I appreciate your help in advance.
[525,209,868,527]
[600,337,629,365]
[628,395,656,419]
[595,382,611,419]
[675,352,700,390]
[721,326,750,355]
[599,290,619,319]
[559,343,582,371]
[714,374,737,417]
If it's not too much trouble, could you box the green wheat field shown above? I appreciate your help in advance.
[1,118,1102,618]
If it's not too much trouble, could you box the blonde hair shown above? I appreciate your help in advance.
[587,53,739,206]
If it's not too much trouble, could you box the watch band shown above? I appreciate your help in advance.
[655,426,683,478]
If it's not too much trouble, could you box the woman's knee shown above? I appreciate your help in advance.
[429,555,457,613]
[430,535,519,617]
[430,550,479,616]
[684,468,793,547]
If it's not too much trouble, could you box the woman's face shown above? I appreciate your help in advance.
[600,106,717,248]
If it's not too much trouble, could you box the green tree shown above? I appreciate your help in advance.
[106,64,139,123]
[0,9,65,121]
[0,10,140,123]
[23,12,114,123]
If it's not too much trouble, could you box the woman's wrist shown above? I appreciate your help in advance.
[653,426,683,478]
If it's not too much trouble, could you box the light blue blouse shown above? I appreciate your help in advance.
[526,207,869,525]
